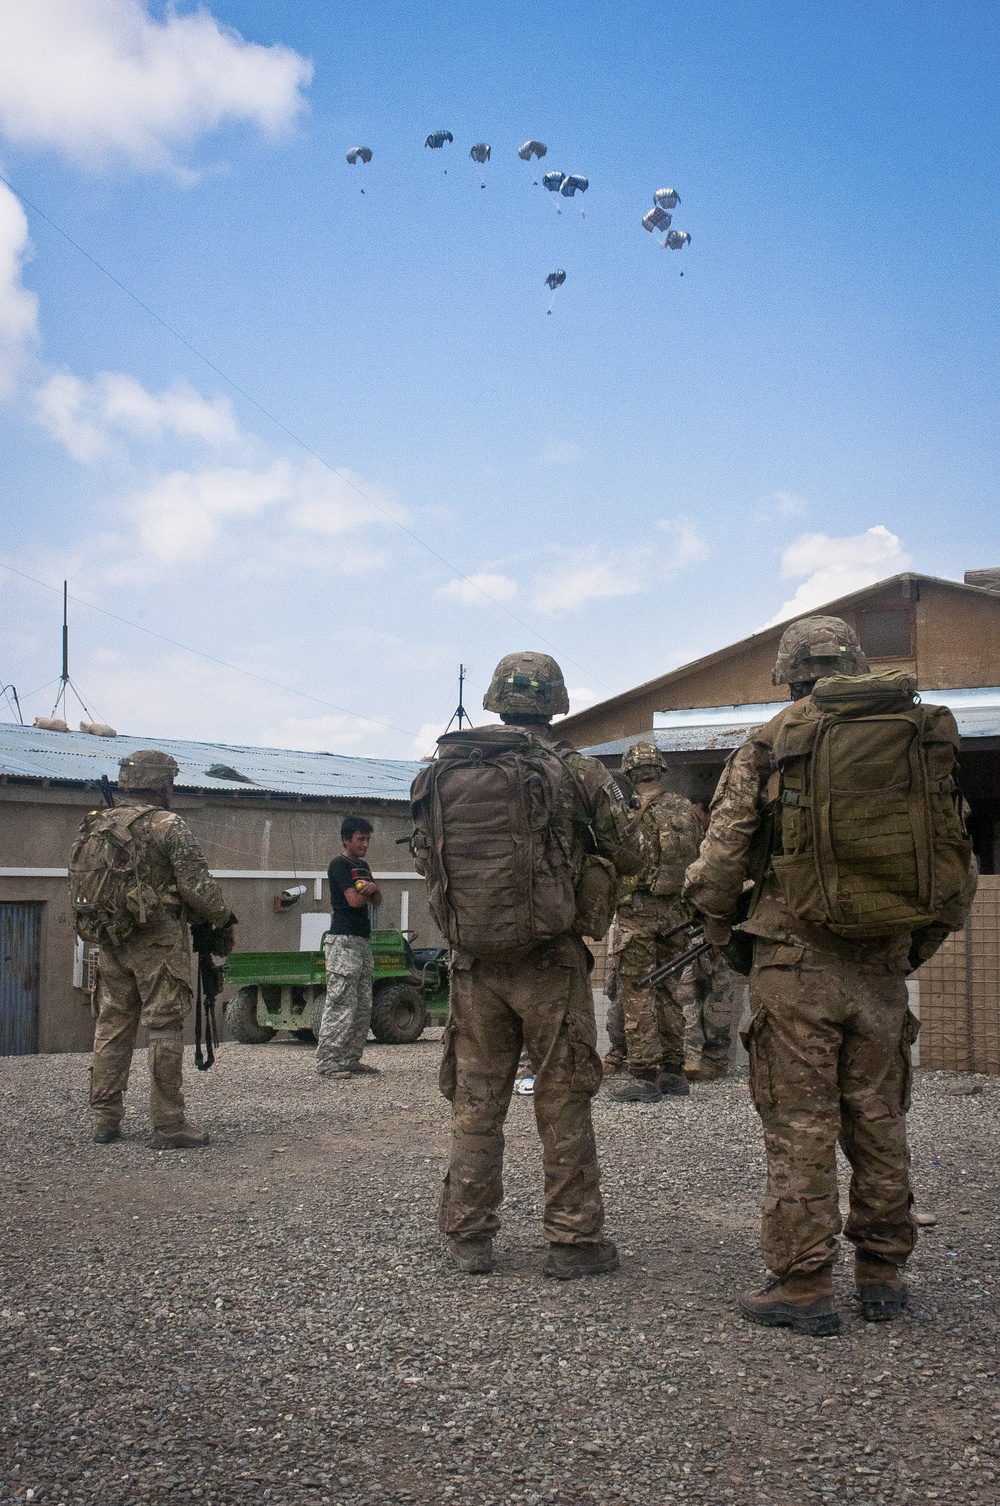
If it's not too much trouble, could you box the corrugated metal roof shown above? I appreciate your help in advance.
[0,722,421,801]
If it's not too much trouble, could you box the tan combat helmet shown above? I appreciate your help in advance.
[621,740,665,781]
[772,615,869,687]
[483,652,570,718]
[118,748,180,791]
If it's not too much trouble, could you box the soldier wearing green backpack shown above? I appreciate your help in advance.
[684,616,977,1336]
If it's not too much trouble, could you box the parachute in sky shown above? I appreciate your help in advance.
[518,140,547,161]
[545,269,566,290]
[542,171,566,193]
[642,206,672,233]
[664,228,691,250]
[654,187,680,210]
[346,146,372,165]
[424,131,454,149]
[469,143,491,163]
[560,174,589,198]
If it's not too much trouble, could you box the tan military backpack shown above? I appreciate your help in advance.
[766,671,973,938]
[644,791,704,898]
[69,805,161,947]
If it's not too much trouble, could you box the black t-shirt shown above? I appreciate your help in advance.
[328,855,374,938]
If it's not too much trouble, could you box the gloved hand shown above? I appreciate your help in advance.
[701,916,732,946]
[191,913,238,956]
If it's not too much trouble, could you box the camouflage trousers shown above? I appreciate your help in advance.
[316,934,373,1073]
[683,954,746,1073]
[745,940,919,1278]
[439,935,606,1246]
[617,929,696,1072]
[90,911,193,1132]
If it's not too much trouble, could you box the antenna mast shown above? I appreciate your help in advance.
[443,663,470,734]
[50,581,99,725]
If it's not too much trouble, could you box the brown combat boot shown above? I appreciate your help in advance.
[602,1051,627,1078]
[656,1062,690,1097]
[149,1123,209,1150]
[698,1054,729,1082]
[447,1236,494,1275]
[855,1254,908,1322]
[740,1267,840,1337]
[543,1240,619,1279]
[92,1121,121,1144]
[610,1068,662,1104]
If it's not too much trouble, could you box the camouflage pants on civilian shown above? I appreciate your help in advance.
[90,911,193,1132]
[617,926,697,1073]
[683,953,746,1076]
[439,934,606,1247]
[745,940,919,1278]
[316,934,373,1073]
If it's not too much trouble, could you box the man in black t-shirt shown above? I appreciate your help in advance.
[316,817,382,1077]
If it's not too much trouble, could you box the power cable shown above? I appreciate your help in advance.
[0,171,611,691]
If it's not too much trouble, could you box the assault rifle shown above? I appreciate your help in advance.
[637,888,755,989]
[190,915,237,1071]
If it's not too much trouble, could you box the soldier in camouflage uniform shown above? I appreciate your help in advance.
[608,742,704,1104]
[85,750,235,1149]
[683,617,977,1335]
[416,653,641,1279]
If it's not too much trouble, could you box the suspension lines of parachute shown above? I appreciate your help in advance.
[641,186,690,260]
[544,268,566,314]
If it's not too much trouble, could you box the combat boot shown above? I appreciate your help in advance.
[609,1069,662,1104]
[739,1267,840,1337]
[92,1121,121,1144]
[149,1123,209,1150]
[543,1240,619,1280]
[602,1050,627,1078]
[698,1053,729,1082]
[656,1062,690,1097]
[447,1236,494,1275]
[855,1254,908,1322]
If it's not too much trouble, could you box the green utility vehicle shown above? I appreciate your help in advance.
[224,929,449,1046]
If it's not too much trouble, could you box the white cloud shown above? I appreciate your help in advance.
[539,441,580,465]
[34,370,241,460]
[773,489,808,518]
[412,721,448,759]
[766,525,910,625]
[257,714,389,756]
[530,525,706,615]
[655,518,708,568]
[0,0,312,175]
[0,183,38,396]
[567,687,597,710]
[437,572,518,608]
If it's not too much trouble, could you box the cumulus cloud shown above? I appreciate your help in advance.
[437,572,519,608]
[0,183,39,395]
[656,518,708,568]
[0,0,312,175]
[257,714,392,756]
[412,721,449,759]
[34,371,241,460]
[530,523,707,615]
[773,489,808,518]
[766,525,910,625]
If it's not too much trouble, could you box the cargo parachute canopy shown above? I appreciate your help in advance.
[469,143,491,163]
[642,206,672,233]
[545,269,566,290]
[346,146,372,165]
[654,187,680,210]
[542,171,566,193]
[424,130,454,149]
[664,228,691,250]
[518,140,547,161]
[560,174,589,198]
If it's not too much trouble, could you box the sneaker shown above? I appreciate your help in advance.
[855,1255,909,1322]
[739,1270,840,1337]
[149,1124,209,1150]
[543,1241,619,1280]
[609,1076,662,1104]
[447,1236,494,1275]
[92,1122,121,1144]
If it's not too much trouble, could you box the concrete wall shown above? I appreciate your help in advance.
[0,783,439,1054]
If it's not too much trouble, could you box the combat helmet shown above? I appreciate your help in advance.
[772,615,869,687]
[483,652,570,718]
[621,740,666,782]
[118,748,180,791]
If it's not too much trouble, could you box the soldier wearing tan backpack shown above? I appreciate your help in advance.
[410,652,641,1278]
[684,616,977,1336]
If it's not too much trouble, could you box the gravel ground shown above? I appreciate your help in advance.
[1,1012,999,1506]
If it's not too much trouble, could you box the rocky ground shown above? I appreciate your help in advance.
[1,1017,999,1506]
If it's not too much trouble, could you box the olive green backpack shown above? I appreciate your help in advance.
[69,805,161,947]
[765,671,973,939]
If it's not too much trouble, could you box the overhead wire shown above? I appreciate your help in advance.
[0,170,612,692]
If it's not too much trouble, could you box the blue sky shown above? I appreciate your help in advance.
[0,0,997,756]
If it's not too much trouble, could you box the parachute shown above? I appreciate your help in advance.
[560,174,589,198]
[545,269,566,290]
[518,140,547,161]
[664,228,690,250]
[346,146,372,165]
[469,143,491,163]
[655,187,680,209]
[642,206,672,233]
[542,171,566,193]
[425,131,454,149]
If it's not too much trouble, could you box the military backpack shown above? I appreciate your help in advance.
[69,805,162,947]
[410,727,581,957]
[764,671,973,939]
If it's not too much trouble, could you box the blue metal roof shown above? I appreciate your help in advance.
[0,722,421,801]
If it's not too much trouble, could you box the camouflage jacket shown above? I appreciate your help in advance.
[530,728,643,881]
[616,786,702,909]
[119,799,230,928]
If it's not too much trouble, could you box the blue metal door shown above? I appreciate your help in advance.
[0,903,41,1054]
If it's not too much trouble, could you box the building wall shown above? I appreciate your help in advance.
[0,783,439,1054]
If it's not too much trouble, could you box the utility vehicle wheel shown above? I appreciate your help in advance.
[370,982,427,1044]
[225,988,276,1044]
[292,1028,317,1043]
